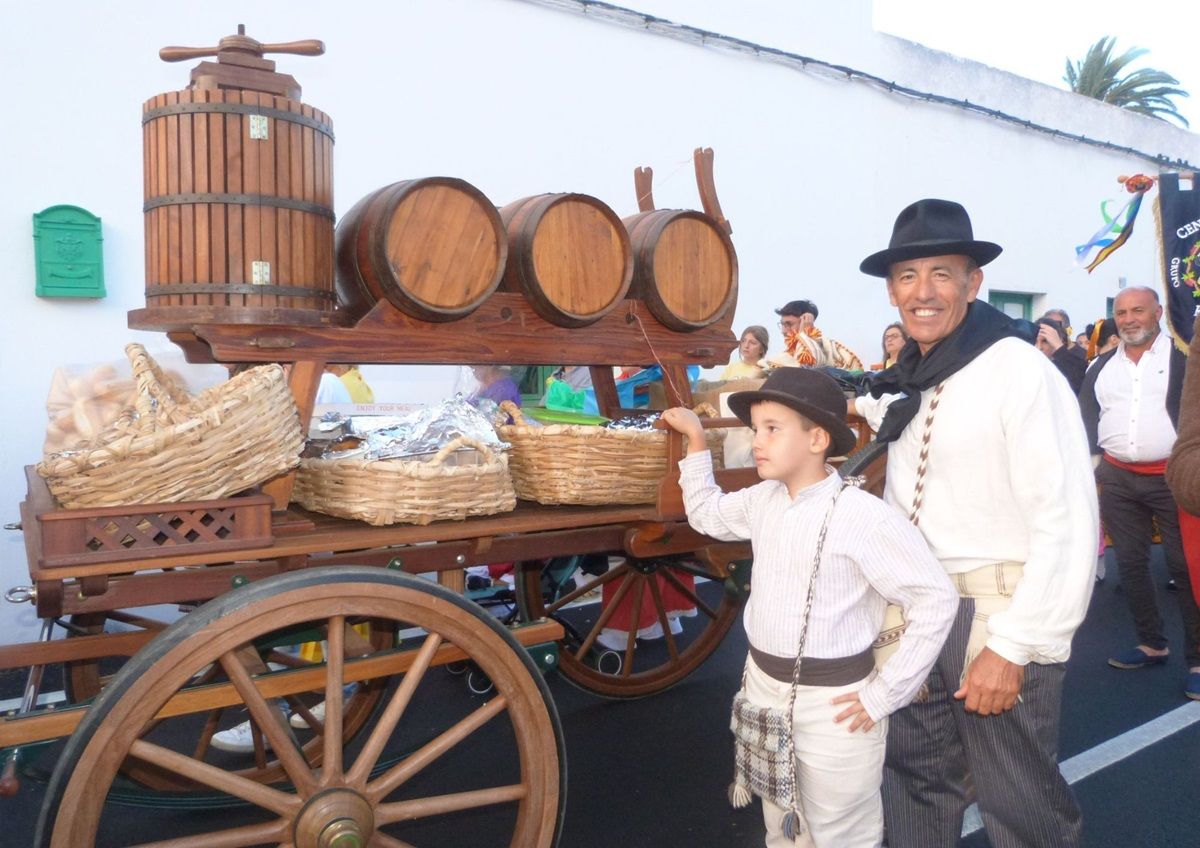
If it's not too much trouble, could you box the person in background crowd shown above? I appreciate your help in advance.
[855,198,1097,848]
[1043,308,1086,363]
[1079,287,1199,700]
[1084,318,1119,362]
[1076,332,1089,349]
[468,365,521,409]
[327,364,374,403]
[871,322,909,371]
[315,367,352,404]
[765,299,864,371]
[1166,316,1200,609]
[720,325,770,379]
[1033,316,1086,395]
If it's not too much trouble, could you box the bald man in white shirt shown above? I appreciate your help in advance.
[1078,286,1199,700]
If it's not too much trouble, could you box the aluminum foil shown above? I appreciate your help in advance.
[605,412,661,431]
[317,396,509,461]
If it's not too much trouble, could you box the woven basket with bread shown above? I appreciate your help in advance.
[37,344,304,509]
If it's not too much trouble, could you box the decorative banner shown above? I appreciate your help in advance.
[1156,172,1200,349]
[1075,174,1155,273]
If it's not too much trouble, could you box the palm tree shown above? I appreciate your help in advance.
[1064,36,1189,128]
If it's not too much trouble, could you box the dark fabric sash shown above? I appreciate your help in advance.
[748,645,874,687]
[868,300,1027,443]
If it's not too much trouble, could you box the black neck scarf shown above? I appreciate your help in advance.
[868,300,1024,443]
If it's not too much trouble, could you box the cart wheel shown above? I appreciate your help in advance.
[59,608,394,792]
[839,439,887,496]
[516,549,742,699]
[36,567,565,848]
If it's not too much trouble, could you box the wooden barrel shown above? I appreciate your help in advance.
[135,88,336,329]
[335,178,508,322]
[500,194,633,327]
[624,210,738,332]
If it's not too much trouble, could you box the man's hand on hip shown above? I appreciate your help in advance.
[953,647,1024,715]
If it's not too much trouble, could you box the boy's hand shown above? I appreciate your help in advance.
[661,407,707,454]
[831,691,877,733]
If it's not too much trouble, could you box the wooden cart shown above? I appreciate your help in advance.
[1,32,887,844]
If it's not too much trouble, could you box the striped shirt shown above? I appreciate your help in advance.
[678,452,958,721]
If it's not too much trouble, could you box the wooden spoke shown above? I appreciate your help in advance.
[623,576,646,677]
[322,614,346,783]
[646,575,680,661]
[573,569,636,662]
[367,696,508,802]
[127,819,289,848]
[128,739,300,816]
[543,561,630,615]
[659,566,719,620]
[192,706,224,759]
[346,632,443,788]
[218,650,318,797]
[369,833,418,848]
[376,784,527,825]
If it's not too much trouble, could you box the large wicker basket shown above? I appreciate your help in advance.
[293,436,516,526]
[497,401,724,506]
[37,344,304,509]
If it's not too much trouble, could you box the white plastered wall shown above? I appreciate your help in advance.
[1,0,1197,640]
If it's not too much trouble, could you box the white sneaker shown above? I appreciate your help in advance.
[211,719,272,753]
[289,700,326,729]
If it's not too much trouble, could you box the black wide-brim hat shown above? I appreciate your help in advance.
[860,198,1002,278]
[727,368,858,457]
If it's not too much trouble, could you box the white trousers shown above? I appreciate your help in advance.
[744,658,887,848]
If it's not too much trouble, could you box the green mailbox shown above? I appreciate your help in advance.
[33,205,105,298]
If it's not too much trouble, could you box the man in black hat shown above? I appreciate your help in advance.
[854,199,1098,847]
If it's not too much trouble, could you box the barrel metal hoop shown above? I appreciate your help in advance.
[144,193,335,220]
[142,103,335,141]
[146,284,336,300]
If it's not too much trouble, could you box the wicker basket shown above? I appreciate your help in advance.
[497,401,725,506]
[293,436,516,526]
[37,344,304,509]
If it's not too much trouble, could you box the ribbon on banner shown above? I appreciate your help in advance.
[1074,174,1156,273]
[1155,172,1200,349]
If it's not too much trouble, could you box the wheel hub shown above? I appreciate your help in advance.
[294,789,375,848]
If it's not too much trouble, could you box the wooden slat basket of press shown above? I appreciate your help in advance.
[36,344,304,509]
[497,401,725,506]
[292,436,516,526]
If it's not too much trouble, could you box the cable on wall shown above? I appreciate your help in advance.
[519,0,1197,171]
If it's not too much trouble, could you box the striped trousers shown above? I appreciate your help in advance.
[881,601,1081,848]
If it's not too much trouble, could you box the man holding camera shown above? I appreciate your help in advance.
[1079,286,1199,700]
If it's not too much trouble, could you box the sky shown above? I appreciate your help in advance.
[873,0,1199,131]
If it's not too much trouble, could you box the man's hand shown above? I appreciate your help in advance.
[953,647,1024,715]
[830,691,877,733]
[1035,324,1064,355]
[661,407,707,455]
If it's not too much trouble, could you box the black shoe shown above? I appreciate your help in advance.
[466,575,492,591]
[1167,579,1179,592]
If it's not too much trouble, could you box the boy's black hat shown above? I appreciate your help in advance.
[728,368,857,457]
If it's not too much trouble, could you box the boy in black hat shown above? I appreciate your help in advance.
[662,368,956,848]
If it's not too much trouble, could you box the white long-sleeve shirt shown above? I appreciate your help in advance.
[678,452,958,721]
[1096,330,1178,462]
[855,337,1098,666]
